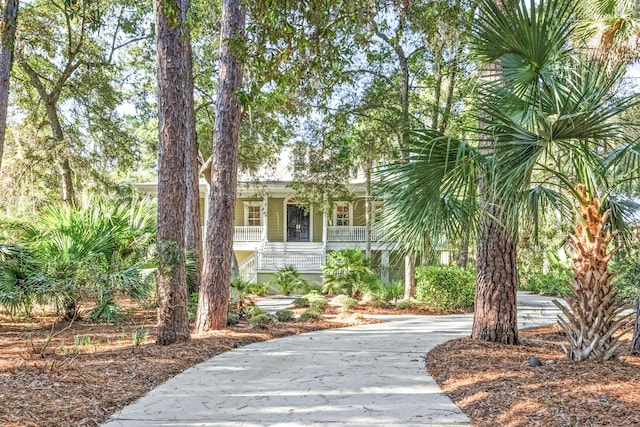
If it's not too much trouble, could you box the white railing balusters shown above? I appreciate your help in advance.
[234,226,264,241]
[326,226,383,242]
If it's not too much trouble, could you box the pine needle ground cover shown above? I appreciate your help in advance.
[428,325,640,426]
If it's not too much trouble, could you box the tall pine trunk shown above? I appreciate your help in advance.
[153,0,191,345]
[184,25,202,296]
[195,0,245,332]
[0,0,18,171]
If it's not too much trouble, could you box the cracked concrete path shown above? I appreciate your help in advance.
[102,292,562,426]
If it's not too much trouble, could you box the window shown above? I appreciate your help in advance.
[334,203,351,226]
[244,202,263,226]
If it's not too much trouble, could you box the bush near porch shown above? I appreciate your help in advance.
[415,266,475,310]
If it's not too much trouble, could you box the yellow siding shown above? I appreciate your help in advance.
[199,198,206,223]
[234,198,244,226]
[312,204,323,242]
[268,198,284,241]
[235,250,254,264]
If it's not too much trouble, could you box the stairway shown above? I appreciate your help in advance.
[257,242,325,272]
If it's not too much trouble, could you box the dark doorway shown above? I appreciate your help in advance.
[287,204,310,242]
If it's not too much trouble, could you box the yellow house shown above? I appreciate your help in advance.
[136,177,405,286]
[135,150,414,285]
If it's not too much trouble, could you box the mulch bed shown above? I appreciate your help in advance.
[426,324,640,426]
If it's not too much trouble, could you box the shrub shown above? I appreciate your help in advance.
[310,299,327,311]
[270,266,308,296]
[275,308,294,322]
[415,266,475,310]
[248,283,269,296]
[8,194,156,321]
[395,300,416,310]
[244,303,265,318]
[331,294,358,309]
[520,270,570,296]
[249,313,279,329]
[322,248,379,297]
[292,297,310,308]
[89,298,124,323]
[360,292,388,308]
[382,281,405,302]
[227,312,239,326]
[299,309,323,322]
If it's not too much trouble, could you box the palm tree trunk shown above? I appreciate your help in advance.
[0,0,18,172]
[195,0,245,332]
[631,296,640,353]
[472,204,519,344]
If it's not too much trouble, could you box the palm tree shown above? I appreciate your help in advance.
[379,0,640,354]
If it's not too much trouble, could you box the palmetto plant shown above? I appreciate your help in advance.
[378,0,640,359]
[19,194,157,321]
[322,248,379,298]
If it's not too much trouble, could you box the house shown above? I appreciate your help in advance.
[135,151,417,286]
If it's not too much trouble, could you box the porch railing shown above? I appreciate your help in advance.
[257,250,325,271]
[238,254,256,279]
[326,226,384,242]
[234,226,264,242]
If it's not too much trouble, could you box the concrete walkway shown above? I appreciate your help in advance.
[103,292,562,426]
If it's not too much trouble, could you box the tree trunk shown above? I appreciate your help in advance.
[404,254,415,300]
[195,0,245,332]
[0,0,18,172]
[456,228,469,268]
[153,0,191,345]
[43,100,75,205]
[469,0,520,345]
[632,296,640,353]
[184,22,203,296]
[472,204,519,344]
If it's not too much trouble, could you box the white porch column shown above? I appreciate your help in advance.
[322,193,328,245]
[262,193,268,242]
[381,250,390,283]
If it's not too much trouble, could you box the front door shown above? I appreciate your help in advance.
[287,204,310,242]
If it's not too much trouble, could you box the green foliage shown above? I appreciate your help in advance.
[520,270,570,297]
[332,294,358,310]
[244,303,265,319]
[395,300,416,310]
[230,276,253,311]
[612,248,640,302]
[89,298,124,323]
[248,283,269,296]
[249,313,279,329]
[298,308,323,322]
[292,297,310,308]
[274,308,294,322]
[187,292,199,322]
[309,298,327,311]
[227,312,239,326]
[132,326,149,347]
[415,266,475,310]
[4,194,156,320]
[270,266,308,296]
[0,244,42,317]
[322,248,379,298]
[382,281,404,302]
